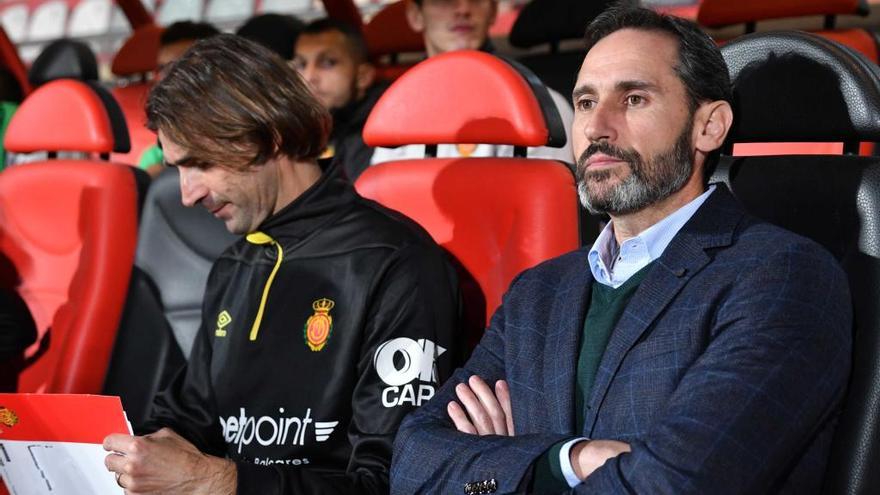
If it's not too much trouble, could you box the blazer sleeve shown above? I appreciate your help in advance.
[391,272,571,495]
[234,241,463,495]
[578,241,853,494]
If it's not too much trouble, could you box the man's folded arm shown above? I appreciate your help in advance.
[577,245,853,494]
[391,281,572,495]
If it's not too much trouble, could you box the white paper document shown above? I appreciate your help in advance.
[0,394,130,495]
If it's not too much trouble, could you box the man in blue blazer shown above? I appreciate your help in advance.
[391,5,852,494]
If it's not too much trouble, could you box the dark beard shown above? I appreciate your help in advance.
[575,117,695,216]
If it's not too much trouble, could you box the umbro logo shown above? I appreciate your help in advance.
[215,310,232,337]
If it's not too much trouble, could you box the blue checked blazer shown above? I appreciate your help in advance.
[391,185,853,494]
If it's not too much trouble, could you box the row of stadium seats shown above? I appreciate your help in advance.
[25,0,879,175]
[0,48,581,425]
[3,4,880,493]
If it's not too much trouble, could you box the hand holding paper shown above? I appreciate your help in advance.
[103,427,236,495]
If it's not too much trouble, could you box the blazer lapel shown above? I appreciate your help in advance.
[582,185,744,435]
[544,249,593,434]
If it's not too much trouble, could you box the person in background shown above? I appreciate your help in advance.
[138,21,220,177]
[370,0,574,165]
[237,13,304,60]
[294,19,386,180]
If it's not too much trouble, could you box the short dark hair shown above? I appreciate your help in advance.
[584,3,732,176]
[147,34,330,170]
[236,13,305,60]
[585,3,731,110]
[160,21,220,47]
[299,18,369,64]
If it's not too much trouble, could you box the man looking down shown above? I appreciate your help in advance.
[104,34,460,495]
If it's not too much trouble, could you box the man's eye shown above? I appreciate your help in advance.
[319,58,338,68]
[625,95,645,106]
[576,99,595,111]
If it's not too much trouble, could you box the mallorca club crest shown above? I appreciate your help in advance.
[0,406,19,431]
[304,298,335,352]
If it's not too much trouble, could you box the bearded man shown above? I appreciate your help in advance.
[390,4,852,494]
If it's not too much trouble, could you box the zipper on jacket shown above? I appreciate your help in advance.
[245,231,284,341]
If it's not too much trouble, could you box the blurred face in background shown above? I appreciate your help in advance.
[293,30,375,110]
[407,0,498,57]
[157,40,196,79]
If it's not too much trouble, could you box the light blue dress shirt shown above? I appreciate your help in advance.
[558,185,717,487]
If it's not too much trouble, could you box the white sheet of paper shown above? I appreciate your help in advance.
[0,394,131,495]
[0,440,123,495]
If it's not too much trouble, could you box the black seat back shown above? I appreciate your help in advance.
[719,31,880,494]
[28,38,98,87]
[134,167,237,357]
[104,167,236,429]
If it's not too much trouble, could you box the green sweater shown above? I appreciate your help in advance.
[532,263,654,493]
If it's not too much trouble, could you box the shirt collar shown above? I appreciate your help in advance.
[588,184,716,287]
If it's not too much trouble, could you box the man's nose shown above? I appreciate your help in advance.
[302,64,319,86]
[178,167,206,207]
[583,102,618,144]
[453,0,473,16]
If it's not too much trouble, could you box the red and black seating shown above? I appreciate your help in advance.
[0,79,139,394]
[357,50,583,346]
[717,30,880,494]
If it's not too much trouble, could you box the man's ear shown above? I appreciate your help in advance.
[356,63,376,95]
[693,100,733,154]
[406,1,425,33]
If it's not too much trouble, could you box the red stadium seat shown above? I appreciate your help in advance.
[0,79,138,394]
[696,0,877,157]
[363,0,424,81]
[110,24,163,164]
[364,51,561,148]
[358,51,580,345]
[698,0,866,28]
[5,80,129,154]
[111,24,162,77]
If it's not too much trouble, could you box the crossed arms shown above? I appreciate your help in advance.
[391,241,853,494]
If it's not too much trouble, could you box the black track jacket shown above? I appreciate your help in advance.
[148,162,461,494]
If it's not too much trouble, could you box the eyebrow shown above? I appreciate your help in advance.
[163,154,195,168]
[572,80,661,101]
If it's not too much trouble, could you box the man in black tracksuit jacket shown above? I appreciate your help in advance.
[148,158,460,493]
[103,34,461,495]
